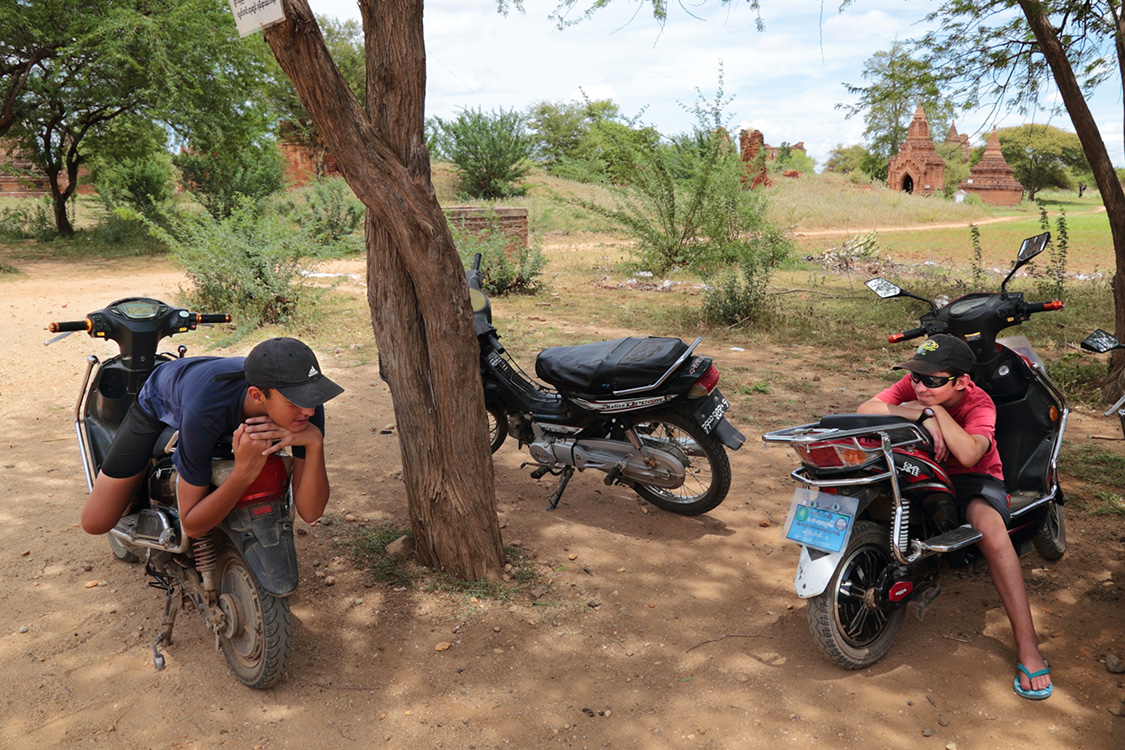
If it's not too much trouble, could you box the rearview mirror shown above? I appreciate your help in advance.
[865,278,902,299]
[1017,232,1051,262]
[1081,328,1120,353]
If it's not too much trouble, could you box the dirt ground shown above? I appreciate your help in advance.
[1,248,1123,750]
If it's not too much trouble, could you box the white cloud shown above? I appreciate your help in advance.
[305,0,1124,166]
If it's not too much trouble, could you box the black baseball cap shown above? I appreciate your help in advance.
[893,334,974,376]
[219,338,344,408]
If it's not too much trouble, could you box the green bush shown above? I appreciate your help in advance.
[438,107,534,199]
[565,76,791,275]
[0,198,57,242]
[174,140,285,219]
[451,216,545,295]
[157,199,319,326]
[702,256,775,327]
[297,176,363,254]
[95,152,176,224]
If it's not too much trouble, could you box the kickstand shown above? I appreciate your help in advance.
[152,585,183,671]
[546,466,574,511]
[913,581,942,622]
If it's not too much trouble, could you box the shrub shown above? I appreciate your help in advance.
[565,73,791,276]
[95,152,176,225]
[297,176,363,254]
[174,140,285,219]
[451,215,546,295]
[702,256,775,327]
[437,107,534,199]
[0,198,57,242]
[157,199,319,326]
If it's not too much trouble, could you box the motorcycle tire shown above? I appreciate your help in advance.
[807,520,905,669]
[215,548,292,689]
[629,407,731,516]
[1032,501,1066,561]
[487,404,508,454]
[107,534,141,564]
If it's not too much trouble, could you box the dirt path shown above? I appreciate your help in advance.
[0,254,1122,749]
[794,205,1107,238]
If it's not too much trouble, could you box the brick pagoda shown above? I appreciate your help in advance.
[959,128,1024,206]
[887,105,945,197]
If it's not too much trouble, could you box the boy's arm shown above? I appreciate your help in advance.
[178,424,271,538]
[289,427,330,523]
[927,404,989,468]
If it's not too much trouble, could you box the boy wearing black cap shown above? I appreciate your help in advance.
[81,338,344,540]
[857,334,1052,700]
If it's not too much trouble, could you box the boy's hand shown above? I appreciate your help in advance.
[243,416,323,455]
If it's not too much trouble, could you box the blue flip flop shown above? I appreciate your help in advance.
[1014,660,1053,700]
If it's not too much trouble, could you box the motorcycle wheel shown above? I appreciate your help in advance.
[107,534,141,564]
[1032,501,1066,561]
[807,520,905,669]
[629,407,731,516]
[487,404,508,453]
[215,548,292,689]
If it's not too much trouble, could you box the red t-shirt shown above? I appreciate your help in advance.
[874,374,1004,480]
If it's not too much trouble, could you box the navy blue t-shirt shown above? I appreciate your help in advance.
[136,356,325,488]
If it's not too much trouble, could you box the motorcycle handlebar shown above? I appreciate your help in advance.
[1021,300,1064,315]
[196,313,231,325]
[472,253,482,272]
[888,326,926,343]
[49,319,90,333]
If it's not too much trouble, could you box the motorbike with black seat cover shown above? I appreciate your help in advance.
[466,254,745,515]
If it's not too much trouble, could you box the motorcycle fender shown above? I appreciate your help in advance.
[219,503,299,597]
[713,418,746,450]
[793,545,844,599]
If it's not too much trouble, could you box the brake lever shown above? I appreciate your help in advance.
[44,330,74,346]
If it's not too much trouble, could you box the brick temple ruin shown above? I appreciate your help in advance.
[887,106,1024,206]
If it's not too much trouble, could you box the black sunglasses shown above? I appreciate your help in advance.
[910,372,957,388]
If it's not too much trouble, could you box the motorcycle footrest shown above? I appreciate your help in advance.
[916,524,982,553]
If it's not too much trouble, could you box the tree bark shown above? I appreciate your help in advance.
[1018,0,1125,383]
[265,0,504,580]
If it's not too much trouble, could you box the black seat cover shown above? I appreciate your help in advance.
[535,336,688,395]
[818,413,915,430]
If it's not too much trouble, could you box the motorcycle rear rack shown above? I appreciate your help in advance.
[612,336,702,396]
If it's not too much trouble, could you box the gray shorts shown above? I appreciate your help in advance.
[950,472,1011,526]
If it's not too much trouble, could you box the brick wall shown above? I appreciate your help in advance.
[444,206,529,249]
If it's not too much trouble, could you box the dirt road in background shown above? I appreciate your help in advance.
[0,253,1121,749]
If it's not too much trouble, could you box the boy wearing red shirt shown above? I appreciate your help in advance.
[858,334,1052,700]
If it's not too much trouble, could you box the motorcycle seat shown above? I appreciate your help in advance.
[818,414,916,430]
[535,336,689,395]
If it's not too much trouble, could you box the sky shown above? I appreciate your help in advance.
[308,0,1125,169]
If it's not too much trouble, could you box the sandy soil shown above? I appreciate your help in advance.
[1,251,1123,750]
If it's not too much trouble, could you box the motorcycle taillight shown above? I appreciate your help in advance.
[794,439,870,469]
[689,365,721,397]
[236,454,289,507]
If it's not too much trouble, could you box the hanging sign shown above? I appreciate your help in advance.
[228,0,286,37]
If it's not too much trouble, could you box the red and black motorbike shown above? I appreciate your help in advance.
[763,233,1067,668]
[48,298,296,688]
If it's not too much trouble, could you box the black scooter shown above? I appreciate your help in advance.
[48,299,296,689]
[467,256,745,515]
[763,233,1068,668]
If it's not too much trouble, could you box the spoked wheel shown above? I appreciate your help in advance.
[629,407,731,516]
[807,520,905,669]
[1033,501,1066,561]
[215,548,292,689]
[487,404,508,453]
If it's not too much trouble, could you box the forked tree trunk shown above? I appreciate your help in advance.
[1019,1,1125,385]
[265,0,503,580]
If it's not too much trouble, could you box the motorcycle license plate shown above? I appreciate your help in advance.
[782,488,858,555]
[693,389,731,434]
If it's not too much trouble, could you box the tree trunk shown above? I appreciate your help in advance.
[265,0,504,580]
[1019,0,1125,384]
